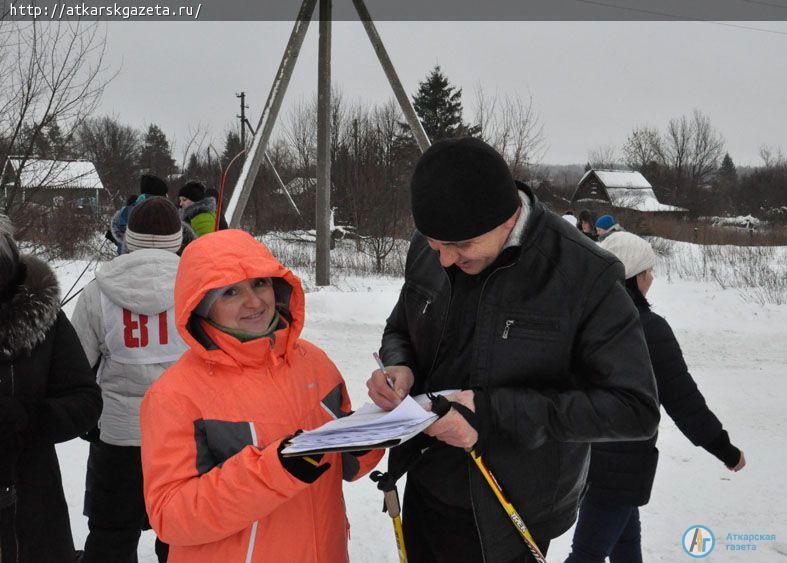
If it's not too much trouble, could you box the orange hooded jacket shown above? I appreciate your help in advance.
[140,230,383,563]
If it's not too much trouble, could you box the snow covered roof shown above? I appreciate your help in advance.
[578,169,652,189]
[3,158,104,190]
[604,187,684,212]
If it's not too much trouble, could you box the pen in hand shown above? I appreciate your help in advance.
[372,352,395,390]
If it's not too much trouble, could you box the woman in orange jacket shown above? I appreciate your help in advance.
[140,229,383,562]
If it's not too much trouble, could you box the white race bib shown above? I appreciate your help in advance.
[100,293,187,365]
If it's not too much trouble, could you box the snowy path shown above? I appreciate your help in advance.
[53,261,786,562]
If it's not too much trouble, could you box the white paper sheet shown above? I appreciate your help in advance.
[281,390,459,456]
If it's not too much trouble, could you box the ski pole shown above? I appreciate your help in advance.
[426,393,547,562]
[469,450,547,563]
[60,238,108,306]
[370,471,408,563]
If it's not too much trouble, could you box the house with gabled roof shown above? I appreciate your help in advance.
[572,169,684,212]
[1,157,105,210]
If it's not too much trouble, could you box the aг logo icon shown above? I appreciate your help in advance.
[683,525,715,558]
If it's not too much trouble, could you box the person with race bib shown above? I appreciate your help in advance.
[72,197,187,563]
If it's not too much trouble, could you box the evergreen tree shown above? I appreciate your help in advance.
[412,65,479,141]
[139,124,175,179]
[221,129,244,164]
[717,152,738,213]
[719,152,737,182]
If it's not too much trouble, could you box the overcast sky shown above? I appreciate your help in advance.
[96,20,787,166]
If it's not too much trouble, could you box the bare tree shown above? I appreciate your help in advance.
[0,20,113,236]
[284,98,316,174]
[586,144,619,169]
[621,125,664,170]
[283,88,346,176]
[473,86,546,178]
[688,109,724,187]
[662,109,724,202]
[759,144,786,169]
[337,99,411,272]
[75,115,140,201]
[178,122,210,178]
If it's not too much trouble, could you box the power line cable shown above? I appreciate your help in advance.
[572,0,787,36]
[735,0,787,12]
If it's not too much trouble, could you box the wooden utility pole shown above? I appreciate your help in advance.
[316,0,332,286]
[236,91,248,148]
[226,0,430,285]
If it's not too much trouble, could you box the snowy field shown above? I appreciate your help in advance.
[51,239,787,562]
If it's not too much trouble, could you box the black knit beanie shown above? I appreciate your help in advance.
[410,137,520,241]
[140,174,169,196]
[178,180,206,203]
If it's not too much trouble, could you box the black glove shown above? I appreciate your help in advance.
[0,398,29,439]
[105,229,117,244]
[277,433,331,484]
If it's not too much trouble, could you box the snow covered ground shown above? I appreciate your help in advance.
[51,240,787,562]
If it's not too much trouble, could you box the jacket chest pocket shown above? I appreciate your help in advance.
[486,310,569,385]
[500,314,561,341]
[405,282,436,317]
[403,282,443,359]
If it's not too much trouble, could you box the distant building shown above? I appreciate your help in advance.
[1,157,105,211]
[278,176,316,196]
[572,169,684,212]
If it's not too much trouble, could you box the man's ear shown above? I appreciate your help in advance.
[505,206,522,229]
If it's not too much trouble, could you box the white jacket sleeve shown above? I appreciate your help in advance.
[70,281,103,369]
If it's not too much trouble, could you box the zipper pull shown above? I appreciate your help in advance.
[502,319,514,339]
[422,299,432,315]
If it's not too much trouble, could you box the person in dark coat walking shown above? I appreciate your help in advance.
[565,232,746,563]
[0,214,102,563]
[365,138,660,563]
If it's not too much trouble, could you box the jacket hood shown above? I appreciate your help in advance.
[181,197,216,223]
[0,254,60,357]
[174,229,305,365]
[96,249,180,315]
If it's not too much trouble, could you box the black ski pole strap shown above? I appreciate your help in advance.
[428,392,489,453]
[427,393,480,433]
[427,392,451,417]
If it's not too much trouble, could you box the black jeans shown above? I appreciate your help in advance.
[403,481,550,563]
[564,497,642,563]
[81,440,168,563]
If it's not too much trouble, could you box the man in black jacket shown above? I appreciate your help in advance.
[366,138,660,563]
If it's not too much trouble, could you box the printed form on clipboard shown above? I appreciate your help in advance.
[281,390,458,457]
